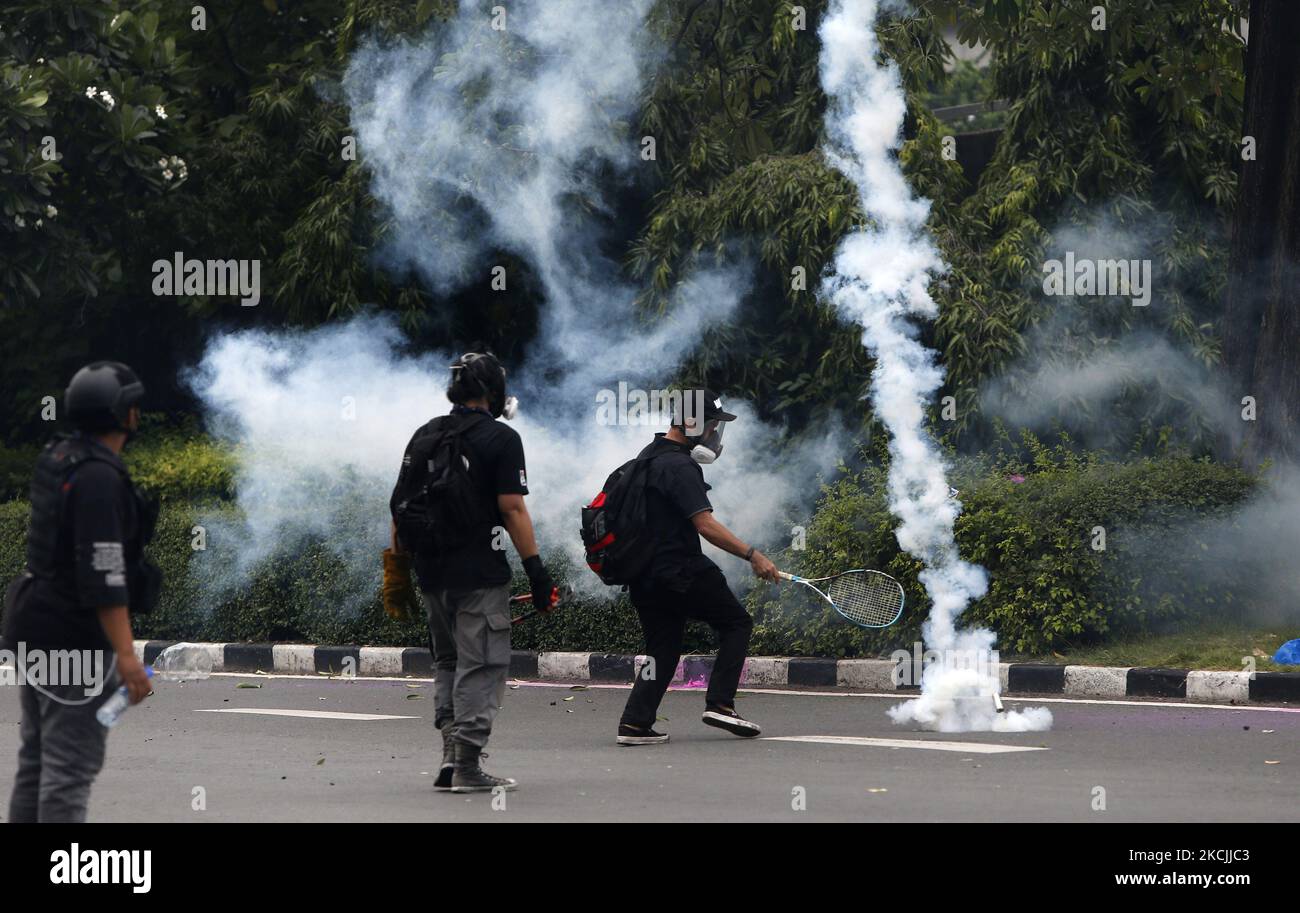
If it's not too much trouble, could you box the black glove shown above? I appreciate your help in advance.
[522,555,558,613]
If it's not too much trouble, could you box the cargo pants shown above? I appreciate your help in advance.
[422,585,511,749]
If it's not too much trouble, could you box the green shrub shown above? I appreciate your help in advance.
[124,424,237,502]
[0,422,234,504]
[0,444,37,501]
[0,437,1260,657]
[747,444,1258,656]
[0,495,702,652]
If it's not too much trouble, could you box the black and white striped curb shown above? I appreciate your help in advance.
[133,641,1299,705]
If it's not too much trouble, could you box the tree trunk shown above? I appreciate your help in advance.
[1221,0,1300,463]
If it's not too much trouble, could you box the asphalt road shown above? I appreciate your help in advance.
[0,675,1295,822]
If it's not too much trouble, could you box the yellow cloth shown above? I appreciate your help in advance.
[382,548,419,623]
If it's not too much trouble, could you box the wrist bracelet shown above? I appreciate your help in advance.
[744,546,755,561]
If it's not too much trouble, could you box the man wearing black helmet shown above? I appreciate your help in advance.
[616,389,778,746]
[385,351,557,793]
[3,362,159,822]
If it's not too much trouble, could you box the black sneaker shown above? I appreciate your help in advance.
[434,763,454,789]
[450,767,518,793]
[434,737,456,790]
[450,746,518,793]
[617,723,670,746]
[702,706,761,738]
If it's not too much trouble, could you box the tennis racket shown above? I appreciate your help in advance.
[778,569,905,628]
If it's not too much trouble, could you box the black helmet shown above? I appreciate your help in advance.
[448,351,512,418]
[65,361,145,431]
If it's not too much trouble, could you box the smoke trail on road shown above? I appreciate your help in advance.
[817,0,1049,732]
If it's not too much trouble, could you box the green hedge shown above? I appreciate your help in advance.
[0,420,235,502]
[0,497,718,653]
[0,442,1260,657]
[747,445,1258,656]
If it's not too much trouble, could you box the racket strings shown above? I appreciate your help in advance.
[825,572,903,627]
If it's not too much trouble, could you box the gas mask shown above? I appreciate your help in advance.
[686,418,727,464]
[501,396,518,421]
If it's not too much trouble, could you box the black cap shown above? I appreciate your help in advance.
[673,388,737,433]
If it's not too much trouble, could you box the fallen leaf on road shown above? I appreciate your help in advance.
[1265,760,1280,765]
[867,788,888,794]
[236,683,261,689]
[406,694,424,700]
[316,758,325,766]
[563,696,575,702]
[569,685,588,691]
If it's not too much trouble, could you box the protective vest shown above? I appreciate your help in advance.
[24,434,161,613]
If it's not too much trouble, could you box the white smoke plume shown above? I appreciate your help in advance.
[343,0,656,352]
[980,213,1235,450]
[189,1,845,609]
[817,0,1050,731]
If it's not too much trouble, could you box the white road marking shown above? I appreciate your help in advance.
[204,672,1300,714]
[765,735,1048,754]
[194,708,416,721]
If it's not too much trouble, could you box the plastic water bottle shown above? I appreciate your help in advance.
[96,667,154,729]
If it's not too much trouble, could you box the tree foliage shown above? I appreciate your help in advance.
[1,0,1251,450]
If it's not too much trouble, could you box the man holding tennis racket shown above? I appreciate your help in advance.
[617,390,778,746]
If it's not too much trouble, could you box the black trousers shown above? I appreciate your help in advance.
[620,563,754,729]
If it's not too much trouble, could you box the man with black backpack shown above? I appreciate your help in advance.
[582,389,778,746]
[384,352,557,793]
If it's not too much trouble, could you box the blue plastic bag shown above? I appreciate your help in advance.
[1274,638,1300,665]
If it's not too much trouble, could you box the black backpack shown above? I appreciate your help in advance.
[580,451,667,586]
[390,414,491,555]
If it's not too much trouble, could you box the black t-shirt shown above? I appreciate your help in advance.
[397,412,529,591]
[636,434,717,589]
[7,444,138,651]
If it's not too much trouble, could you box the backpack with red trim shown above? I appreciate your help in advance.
[580,452,665,586]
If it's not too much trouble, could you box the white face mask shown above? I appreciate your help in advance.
[501,396,518,420]
[689,444,717,464]
[687,419,725,464]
